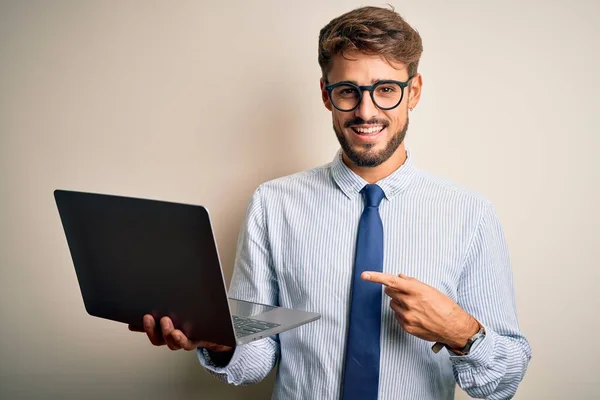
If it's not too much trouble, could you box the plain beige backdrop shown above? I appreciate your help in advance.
[1,0,598,399]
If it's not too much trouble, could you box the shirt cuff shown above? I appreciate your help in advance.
[197,346,242,372]
[448,323,496,370]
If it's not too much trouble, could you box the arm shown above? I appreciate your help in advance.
[450,202,532,399]
[197,186,281,385]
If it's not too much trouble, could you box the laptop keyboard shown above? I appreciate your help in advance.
[232,315,280,337]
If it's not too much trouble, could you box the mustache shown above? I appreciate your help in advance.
[344,118,389,128]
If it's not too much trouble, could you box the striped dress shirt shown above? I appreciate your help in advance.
[197,149,532,399]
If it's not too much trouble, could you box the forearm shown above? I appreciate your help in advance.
[198,186,281,385]
[451,202,532,398]
[197,336,280,385]
[450,326,531,399]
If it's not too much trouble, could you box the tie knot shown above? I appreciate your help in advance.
[361,184,385,208]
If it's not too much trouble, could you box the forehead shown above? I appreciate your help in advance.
[327,52,409,84]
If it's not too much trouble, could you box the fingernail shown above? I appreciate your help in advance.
[173,333,181,341]
[363,272,371,279]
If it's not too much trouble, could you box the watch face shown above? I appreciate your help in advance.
[475,327,486,340]
[462,327,485,354]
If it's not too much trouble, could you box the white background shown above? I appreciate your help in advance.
[1,0,598,398]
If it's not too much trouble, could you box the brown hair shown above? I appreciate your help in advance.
[318,5,423,81]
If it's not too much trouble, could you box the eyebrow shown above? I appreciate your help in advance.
[335,78,398,85]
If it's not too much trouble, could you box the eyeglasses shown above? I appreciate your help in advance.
[325,77,413,112]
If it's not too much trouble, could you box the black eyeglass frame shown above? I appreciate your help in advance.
[324,76,414,112]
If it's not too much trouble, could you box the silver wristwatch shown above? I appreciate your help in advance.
[459,326,486,355]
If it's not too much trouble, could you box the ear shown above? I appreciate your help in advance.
[407,73,423,110]
[320,78,333,111]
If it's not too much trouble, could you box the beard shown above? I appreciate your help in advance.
[334,117,408,167]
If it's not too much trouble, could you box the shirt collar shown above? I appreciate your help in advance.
[330,148,417,201]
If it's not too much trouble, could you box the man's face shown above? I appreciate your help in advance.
[321,53,421,168]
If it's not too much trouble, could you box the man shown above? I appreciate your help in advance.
[133,5,531,399]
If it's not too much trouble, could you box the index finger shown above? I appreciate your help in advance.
[143,314,166,346]
[361,271,411,292]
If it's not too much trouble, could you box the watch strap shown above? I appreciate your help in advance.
[456,325,486,355]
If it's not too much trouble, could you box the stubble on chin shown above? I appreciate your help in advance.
[333,120,408,168]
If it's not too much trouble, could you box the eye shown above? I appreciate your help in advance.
[377,85,397,94]
[340,88,357,95]
[333,86,359,98]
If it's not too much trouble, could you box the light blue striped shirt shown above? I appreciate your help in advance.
[197,149,531,399]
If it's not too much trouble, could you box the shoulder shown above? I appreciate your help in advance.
[408,166,495,219]
[415,168,490,201]
[255,162,333,198]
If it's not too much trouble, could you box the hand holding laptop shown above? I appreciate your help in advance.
[128,314,233,352]
[54,189,320,351]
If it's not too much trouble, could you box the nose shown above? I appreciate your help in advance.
[354,90,379,121]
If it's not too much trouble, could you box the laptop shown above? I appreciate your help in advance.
[53,189,321,347]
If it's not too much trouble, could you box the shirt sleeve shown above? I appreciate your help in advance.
[450,202,532,399]
[196,186,280,385]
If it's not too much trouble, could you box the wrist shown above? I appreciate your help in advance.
[205,348,235,367]
[446,315,480,350]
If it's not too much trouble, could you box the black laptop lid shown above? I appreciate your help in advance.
[54,189,237,347]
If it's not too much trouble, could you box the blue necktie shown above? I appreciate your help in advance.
[341,184,385,400]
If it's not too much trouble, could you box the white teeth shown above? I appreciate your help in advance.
[354,126,384,134]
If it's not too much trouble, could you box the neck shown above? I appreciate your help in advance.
[342,144,407,184]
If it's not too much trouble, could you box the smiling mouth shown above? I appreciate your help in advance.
[351,125,385,135]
